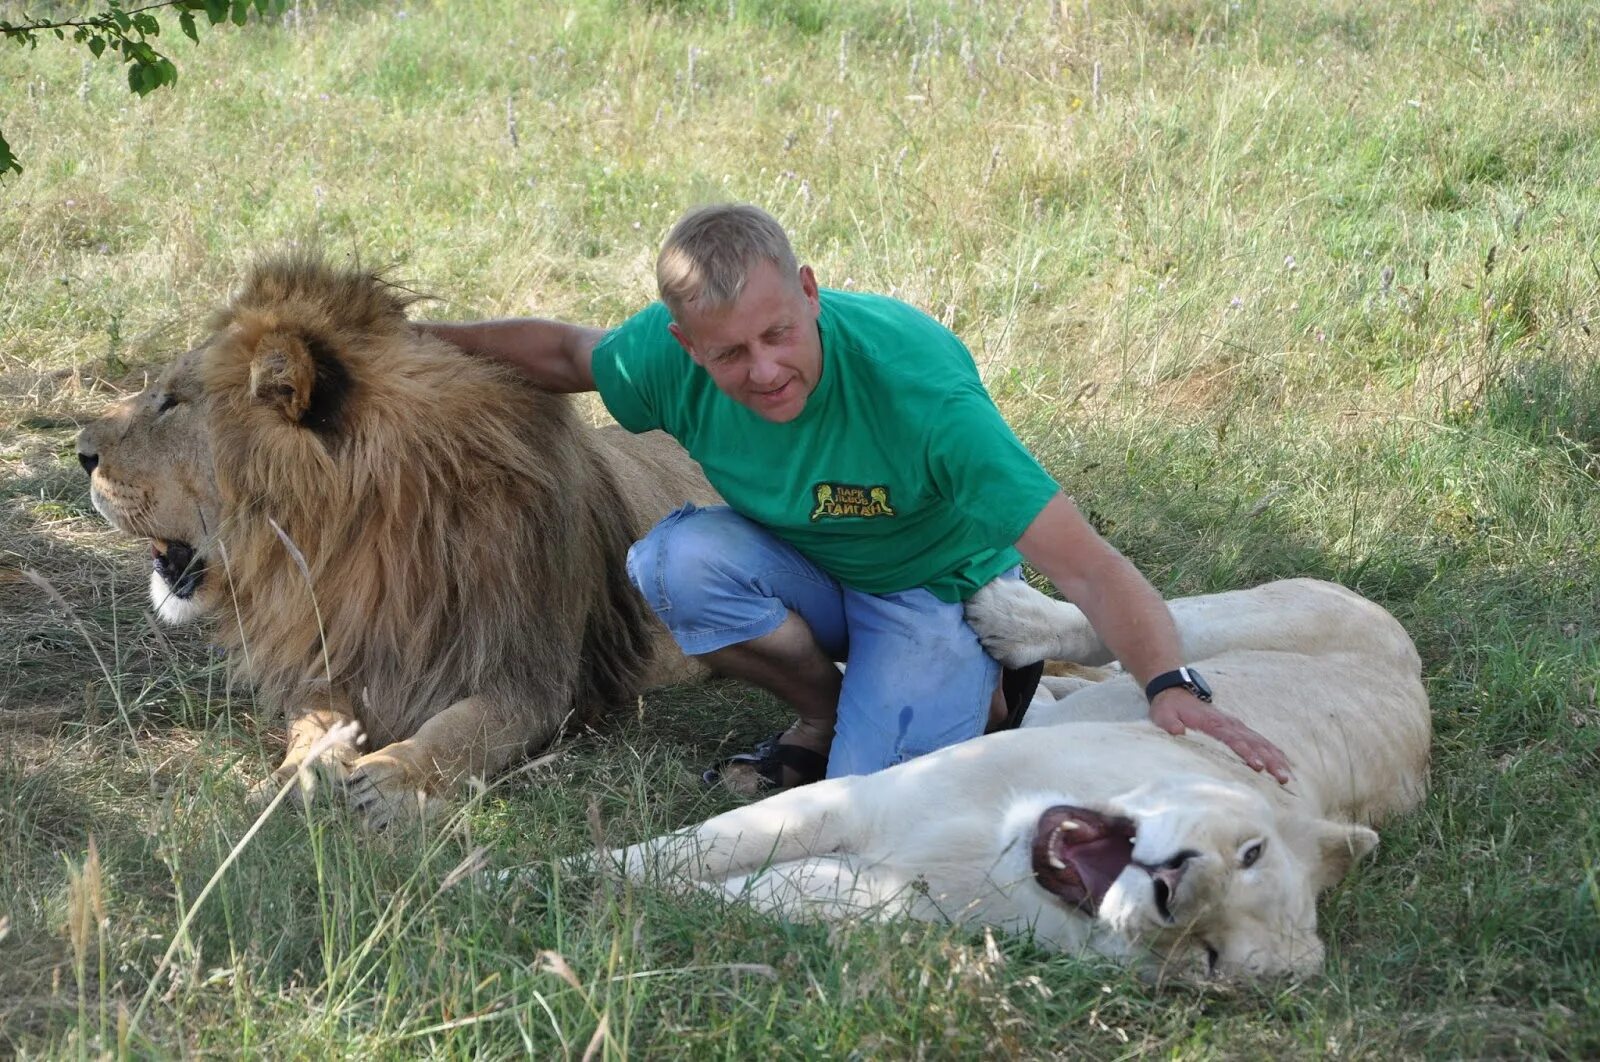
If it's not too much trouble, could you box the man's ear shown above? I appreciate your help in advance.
[668,321,700,361]
[1298,817,1380,892]
[798,263,820,312]
[248,331,318,423]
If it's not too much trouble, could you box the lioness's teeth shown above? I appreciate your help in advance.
[1054,820,1081,834]
[1047,852,1067,869]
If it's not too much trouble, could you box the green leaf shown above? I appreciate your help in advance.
[127,62,146,94]
[231,0,250,27]
[88,35,106,57]
[180,11,198,42]
[0,131,19,176]
[205,0,230,25]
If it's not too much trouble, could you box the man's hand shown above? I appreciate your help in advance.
[1014,494,1293,784]
[415,318,603,394]
[1149,689,1292,784]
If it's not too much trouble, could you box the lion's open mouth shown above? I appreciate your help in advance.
[1031,805,1136,915]
[152,539,205,598]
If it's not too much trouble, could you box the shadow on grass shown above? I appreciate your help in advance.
[5,363,1600,1053]
[1,365,225,732]
[1016,399,1600,1047]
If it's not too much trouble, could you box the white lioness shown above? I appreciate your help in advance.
[612,579,1429,979]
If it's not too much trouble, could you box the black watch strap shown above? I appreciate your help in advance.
[1145,666,1213,703]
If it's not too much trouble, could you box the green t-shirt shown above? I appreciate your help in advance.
[590,289,1060,602]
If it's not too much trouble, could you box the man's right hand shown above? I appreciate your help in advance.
[1149,688,1292,784]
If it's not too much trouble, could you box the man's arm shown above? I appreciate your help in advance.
[415,318,605,394]
[1015,492,1292,783]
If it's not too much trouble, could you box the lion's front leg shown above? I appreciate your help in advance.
[343,695,531,829]
[248,698,366,809]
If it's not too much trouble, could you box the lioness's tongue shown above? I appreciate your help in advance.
[1031,806,1136,914]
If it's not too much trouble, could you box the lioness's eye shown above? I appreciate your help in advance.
[1239,840,1265,868]
[157,394,180,413]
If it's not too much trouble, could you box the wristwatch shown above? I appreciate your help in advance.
[1145,666,1213,704]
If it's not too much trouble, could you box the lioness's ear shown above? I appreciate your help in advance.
[249,331,317,423]
[1304,819,1379,892]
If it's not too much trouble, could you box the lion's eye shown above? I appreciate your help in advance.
[1239,840,1265,868]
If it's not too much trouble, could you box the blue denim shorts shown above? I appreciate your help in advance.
[625,504,1014,778]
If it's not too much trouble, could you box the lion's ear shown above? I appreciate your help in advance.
[248,331,318,423]
[1300,818,1379,892]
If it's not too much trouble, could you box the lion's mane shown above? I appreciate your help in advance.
[200,255,670,746]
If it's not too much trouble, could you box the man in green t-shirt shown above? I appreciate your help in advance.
[424,204,1289,792]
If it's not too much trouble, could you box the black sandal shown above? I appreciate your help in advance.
[703,730,829,792]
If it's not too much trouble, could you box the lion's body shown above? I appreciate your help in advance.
[78,256,718,822]
[614,579,1430,979]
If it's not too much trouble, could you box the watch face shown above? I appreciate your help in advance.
[1181,666,1213,700]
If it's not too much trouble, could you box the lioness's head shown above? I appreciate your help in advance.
[77,346,219,625]
[1020,775,1377,979]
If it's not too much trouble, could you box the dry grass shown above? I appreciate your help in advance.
[2,0,1598,1055]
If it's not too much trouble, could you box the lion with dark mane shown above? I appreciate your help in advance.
[77,253,718,826]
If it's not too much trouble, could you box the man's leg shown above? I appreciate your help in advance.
[695,612,841,759]
[825,584,1001,779]
[625,505,848,786]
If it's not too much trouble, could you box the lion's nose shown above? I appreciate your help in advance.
[1139,849,1200,921]
[1149,849,1199,885]
[79,450,99,475]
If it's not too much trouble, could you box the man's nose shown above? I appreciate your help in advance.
[747,345,783,384]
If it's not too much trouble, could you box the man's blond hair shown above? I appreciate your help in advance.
[656,204,800,320]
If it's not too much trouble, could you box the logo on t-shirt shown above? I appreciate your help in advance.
[810,483,896,521]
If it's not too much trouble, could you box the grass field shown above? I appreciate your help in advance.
[3,0,1599,1055]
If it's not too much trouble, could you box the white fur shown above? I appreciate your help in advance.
[150,567,207,626]
[611,579,1429,980]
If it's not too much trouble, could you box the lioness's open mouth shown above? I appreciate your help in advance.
[152,539,205,598]
[1031,805,1136,914]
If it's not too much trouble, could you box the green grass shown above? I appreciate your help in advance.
[3,0,1599,1055]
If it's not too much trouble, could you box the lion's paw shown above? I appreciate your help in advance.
[247,749,356,812]
[964,579,1095,666]
[344,751,444,830]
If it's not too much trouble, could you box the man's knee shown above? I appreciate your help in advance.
[627,504,756,615]
[825,588,1000,778]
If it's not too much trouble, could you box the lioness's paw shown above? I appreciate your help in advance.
[344,751,442,830]
[964,580,1088,666]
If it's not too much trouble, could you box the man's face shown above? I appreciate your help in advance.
[669,259,823,424]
